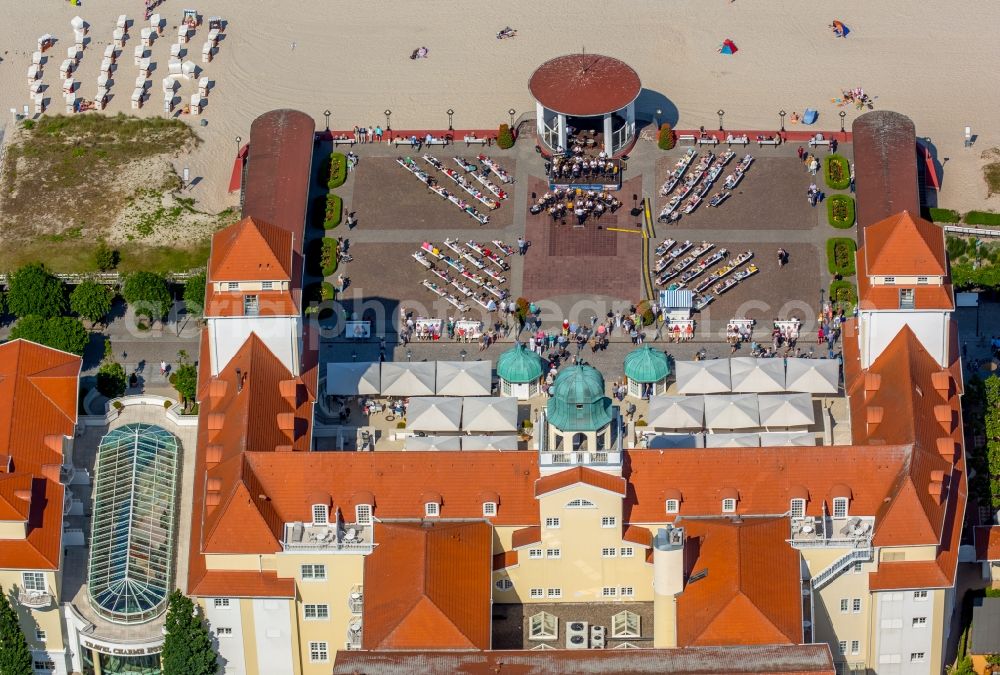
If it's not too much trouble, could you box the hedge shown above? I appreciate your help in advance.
[824,154,851,190]
[829,280,857,309]
[826,195,855,228]
[303,281,335,313]
[328,152,347,189]
[324,194,342,229]
[826,237,857,277]
[928,207,961,223]
[964,210,1000,226]
[321,238,339,277]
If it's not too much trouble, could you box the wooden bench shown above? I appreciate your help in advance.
[392,137,418,147]
[331,137,355,146]
[425,138,449,146]
[678,134,697,144]
[757,138,780,146]
[808,138,831,147]
[464,136,488,146]
[726,137,750,146]
[697,137,719,146]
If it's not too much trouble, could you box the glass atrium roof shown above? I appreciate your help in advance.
[88,423,180,624]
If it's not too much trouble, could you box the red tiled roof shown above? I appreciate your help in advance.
[492,551,518,570]
[0,478,64,570]
[864,211,947,277]
[190,571,294,598]
[535,466,627,497]
[362,521,492,651]
[511,526,542,549]
[975,526,1000,561]
[623,524,653,548]
[204,287,299,318]
[677,518,803,647]
[209,216,293,282]
[856,243,954,312]
[528,54,641,117]
[852,111,919,237]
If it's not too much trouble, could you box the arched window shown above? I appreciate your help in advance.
[571,433,587,451]
[565,498,596,509]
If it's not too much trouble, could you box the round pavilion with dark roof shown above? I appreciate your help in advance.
[529,53,641,157]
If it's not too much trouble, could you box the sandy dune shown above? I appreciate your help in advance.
[1,0,998,214]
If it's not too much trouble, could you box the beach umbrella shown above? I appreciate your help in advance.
[719,39,738,55]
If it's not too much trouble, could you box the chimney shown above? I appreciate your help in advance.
[933,405,952,431]
[936,437,957,463]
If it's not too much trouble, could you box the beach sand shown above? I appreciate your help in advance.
[1,0,998,214]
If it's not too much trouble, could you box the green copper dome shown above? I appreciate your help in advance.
[623,345,670,383]
[497,344,544,384]
[546,365,613,432]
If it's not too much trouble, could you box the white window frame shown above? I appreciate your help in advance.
[620,547,634,557]
[32,659,55,672]
[22,572,45,592]
[213,598,231,609]
[620,586,634,597]
[611,610,640,638]
[545,517,560,529]
[311,504,328,525]
[853,561,863,573]
[851,640,860,655]
[912,616,927,628]
[483,501,497,517]
[852,598,862,613]
[300,564,327,581]
[722,498,737,513]
[216,627,233,637]
[546,548,561,559]
[832,497,849,519]
[665,499,680,514]
[547,588,561,598]
[910,652,926,662]
[884,276,895,285]
[838,640,847,655]
[355,504,372,525]
[529,588,544,598]
[261,281,274,290]
[34,629,47,642]
[528,548,543,559]
[309,641,329,663]
[913,590,928,601]
[425,502,440,517]
[916,276,928,285]
[602,587,617,597]
[790,498,806,519]
[565,498,595,508]
[495,579,513,591]
[227,281,240,291]
[601,547,616,558]
[303,604,329,621]
[529,611,558,640]
[601,516,617,528]
[840,598,849,613]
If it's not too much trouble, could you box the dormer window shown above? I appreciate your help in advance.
[833,497,849,519]
[227,282,239,290]
[244,294,260,316]
[916,276,928,285]
[722,498,737,513]
[483,502,497,517]
[425,502,440,517]
[355,504,372,525]
[790,498,806,519]
[883,276,895,285]
[665,499,680,514]
[262,281,274,290]
[311,504,329,525]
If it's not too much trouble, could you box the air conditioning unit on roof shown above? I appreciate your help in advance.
[590,625,606,649]
[566,621,588,649]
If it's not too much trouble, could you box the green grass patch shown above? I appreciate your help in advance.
[928,207,961,223]
[328,153,347,189]
[823,154,851,190]
[826,195,856,228]
[324,194,342,229]
[964,210,1000,226]
[321,238,339,277]
[826,237,857,277]
[829,280,858,310]
[984,161,1000,197]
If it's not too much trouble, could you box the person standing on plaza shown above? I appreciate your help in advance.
[517,236,527,255]
[160,361,168,376]
[797,146,804,160]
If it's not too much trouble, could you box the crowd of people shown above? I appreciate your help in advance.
[530,188,623,224]
[547,152,619,182]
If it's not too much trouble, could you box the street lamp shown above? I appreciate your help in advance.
[839,110,846,133]
[655,108,662,129]
[352,351,357,362]
[779,110,786,132]
[447,108,454,131]
[460,349,467,362]
[234,135,241,155]
[508,108,516,127]
[717,109,725,131]
[384,109,392,131]
[406,349,412,362]
[324,109,331,131]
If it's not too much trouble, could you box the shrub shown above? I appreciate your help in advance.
[321,239,339,277]
[183,271,207,317]
[112,400,124,410]
[21,119,35,130]
[636,299,655,326]
[496,123,515,150]
[327,152,347,189]
[71,280,114,326]
[928,207,961,223]
[93,240,121,270]
[522,419,533,429]
[829,280,858,310]
[122,271,172,322]
[96,361,127,398]
[823,154,851,190]
[6,262,67,318]
[964,210,1000,226]
[826,195,856,228]
[514,297,530,325]
[826,238,857,277]
[324,194,342,229]
[635,419,648,427]
[657,123,676,151]
[946,235,968,259]
[10,315,90,355]
[303,282,335,313]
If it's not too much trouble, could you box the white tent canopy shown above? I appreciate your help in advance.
[760,431,817,447]
[785,358,840,394]
[403,435,462,451]
[462,435,520,450]
[675,360,732,394]
[757,393,815,427]
[462,396,518,433]
[326,362,381,396]
[381,361,435,396]
[730,357,785,393]
[704,394,760,429]
[435,361,492,396]
[705,433,760,448]
[405,397,463,432]
[646,396,704,429]
[646,433,705,449]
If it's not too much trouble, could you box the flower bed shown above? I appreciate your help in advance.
[328,152,347,189]
[304,281,335,314]
[824,154,851,190]
[829,280,858,310]
[827,194,855,228]
[324,194,342,229]
[321,238,339,276]
[826,237,857,277]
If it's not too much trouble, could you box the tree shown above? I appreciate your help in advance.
[10,316,90,355]
[657,122,676,151]
[70,280,114,326]
[496,123,515,149]
[161,590,218,675]
[169,350,198,410]
[6,262,66,319]
[96,361,127,398]
[93,241,120,271]
[0,586,32,675]
[183,271,207,317]
[122,272,172,324]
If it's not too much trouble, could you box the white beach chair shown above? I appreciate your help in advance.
[201,42,212,63]
[131,88,143,109]
[198,77,210,97]
[150,14,163,33]
[116,15,128,30]
[190,94,201,115]
[33,94,44,115]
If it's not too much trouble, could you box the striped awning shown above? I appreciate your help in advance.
[660,289,694,309]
